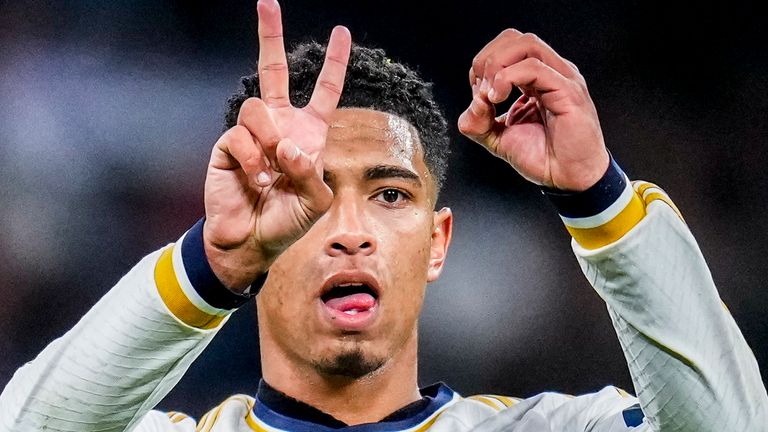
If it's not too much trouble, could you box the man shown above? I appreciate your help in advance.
[1,0,766,430]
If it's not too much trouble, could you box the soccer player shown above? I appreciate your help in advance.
[1,0,766,430]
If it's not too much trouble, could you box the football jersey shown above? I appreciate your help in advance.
[1,172,766,431]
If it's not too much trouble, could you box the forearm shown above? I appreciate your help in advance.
[0,223,243,432]
[574,188,768,431]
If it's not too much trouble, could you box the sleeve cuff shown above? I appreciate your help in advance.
[542,156,647,250]
[181,218,264,309]
[541,155,628,218]
[153,218,267,329]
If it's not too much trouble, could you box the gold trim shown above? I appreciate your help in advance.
[155,247,225,330]
[566,191,646,249]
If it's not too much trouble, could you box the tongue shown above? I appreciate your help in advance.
[325,293,376,312]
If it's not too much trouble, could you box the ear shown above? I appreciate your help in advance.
[427,207,453,282]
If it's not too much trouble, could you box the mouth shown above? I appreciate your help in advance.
[319,273,381,330]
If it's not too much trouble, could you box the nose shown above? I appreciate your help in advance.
[324,195,377,257]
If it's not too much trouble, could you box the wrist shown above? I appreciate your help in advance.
[552,149,611,192]
[542,152,626,218]
[183,218,266,306]
[203,238,269,293]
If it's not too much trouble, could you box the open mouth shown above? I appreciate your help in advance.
[321,283,378,315]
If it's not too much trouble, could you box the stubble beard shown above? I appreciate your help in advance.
[312,348,387,379]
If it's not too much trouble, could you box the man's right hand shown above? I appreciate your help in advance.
[202,0,351,291]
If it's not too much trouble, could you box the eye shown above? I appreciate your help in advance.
[374,188,409,206]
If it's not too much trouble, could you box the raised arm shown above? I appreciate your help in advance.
[0,1,351,430]
[459,29,768,431]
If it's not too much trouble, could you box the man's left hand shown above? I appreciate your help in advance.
[458,29,609,192]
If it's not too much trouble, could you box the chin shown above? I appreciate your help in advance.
[311,347,387,379]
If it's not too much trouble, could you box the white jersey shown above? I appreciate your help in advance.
[1,179,766,431]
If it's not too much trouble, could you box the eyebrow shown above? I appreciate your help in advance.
[323,164,422,187]
[365,165,422,186]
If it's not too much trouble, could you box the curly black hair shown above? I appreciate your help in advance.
[224,41,450,194]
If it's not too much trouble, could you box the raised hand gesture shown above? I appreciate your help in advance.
[458,30,609,192]
[203,0,351,290]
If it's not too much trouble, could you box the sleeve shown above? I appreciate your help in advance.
[545,157,768,431]
[0,219,255,432]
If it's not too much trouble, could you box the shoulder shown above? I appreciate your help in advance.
[134,394,255,432]
[435,386,639,431]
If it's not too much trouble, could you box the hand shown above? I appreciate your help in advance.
[202,0,351,290]
[458,30,609,192]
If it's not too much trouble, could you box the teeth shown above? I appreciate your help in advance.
[344,309,359,315]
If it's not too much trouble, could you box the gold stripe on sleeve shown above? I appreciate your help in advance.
[467,395,503,411]
[565,191,646,250]
[488,395,518,407]
[166,411,191,423]
[643,191,685,222]
[155,247,225,330]
[633,180,685,222]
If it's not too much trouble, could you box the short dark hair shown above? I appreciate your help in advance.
[224,42,450,194]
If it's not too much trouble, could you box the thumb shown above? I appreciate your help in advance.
[458,92,498,146]
[276,138,333,218]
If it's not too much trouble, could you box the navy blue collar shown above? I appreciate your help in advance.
[255,379,456,431]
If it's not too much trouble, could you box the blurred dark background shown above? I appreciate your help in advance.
[1,0,766,417]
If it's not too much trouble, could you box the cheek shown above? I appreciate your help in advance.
[382,210,433,266]
[377,212,432,313]
[258,246,315,330]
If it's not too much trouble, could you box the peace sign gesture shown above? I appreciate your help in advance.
[203,0,351,290]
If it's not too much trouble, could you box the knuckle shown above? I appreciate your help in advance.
[243,155,264,171]
[472,55,484,75]
[225,125,250,142]
[324,55,348,67]
[494,69,508,85]
[318,79,342,96]
[484,55,497,73]
[264,94,290,107]
[238,97,263,118]
[522,57,544,68]
[239,97,257,113]
[501,28,521,39]
[259,62,288,72]
[521,32,543,48]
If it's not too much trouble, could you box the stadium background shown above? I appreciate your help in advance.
[1,0,766,416]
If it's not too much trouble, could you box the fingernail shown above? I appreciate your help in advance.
[257,171,271,185]
[291,144,302,161]
[487,88,497,102]
[480,78,489,92]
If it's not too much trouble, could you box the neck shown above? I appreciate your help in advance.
[259,329,421,425]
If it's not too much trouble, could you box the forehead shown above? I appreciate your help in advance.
[324,108,429,180]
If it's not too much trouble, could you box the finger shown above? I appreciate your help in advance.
[506,94,536,126]
[257,0,290,107]
[472,29,578,87]
[237,97,282,174]
[275,138,333,217]
[457,90,499,146]
[487,57,584,115]
[212,125,272,187]
[305,26,352,122]
[511,100,544,125]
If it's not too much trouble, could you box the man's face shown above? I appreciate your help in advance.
[256,108,452,379]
